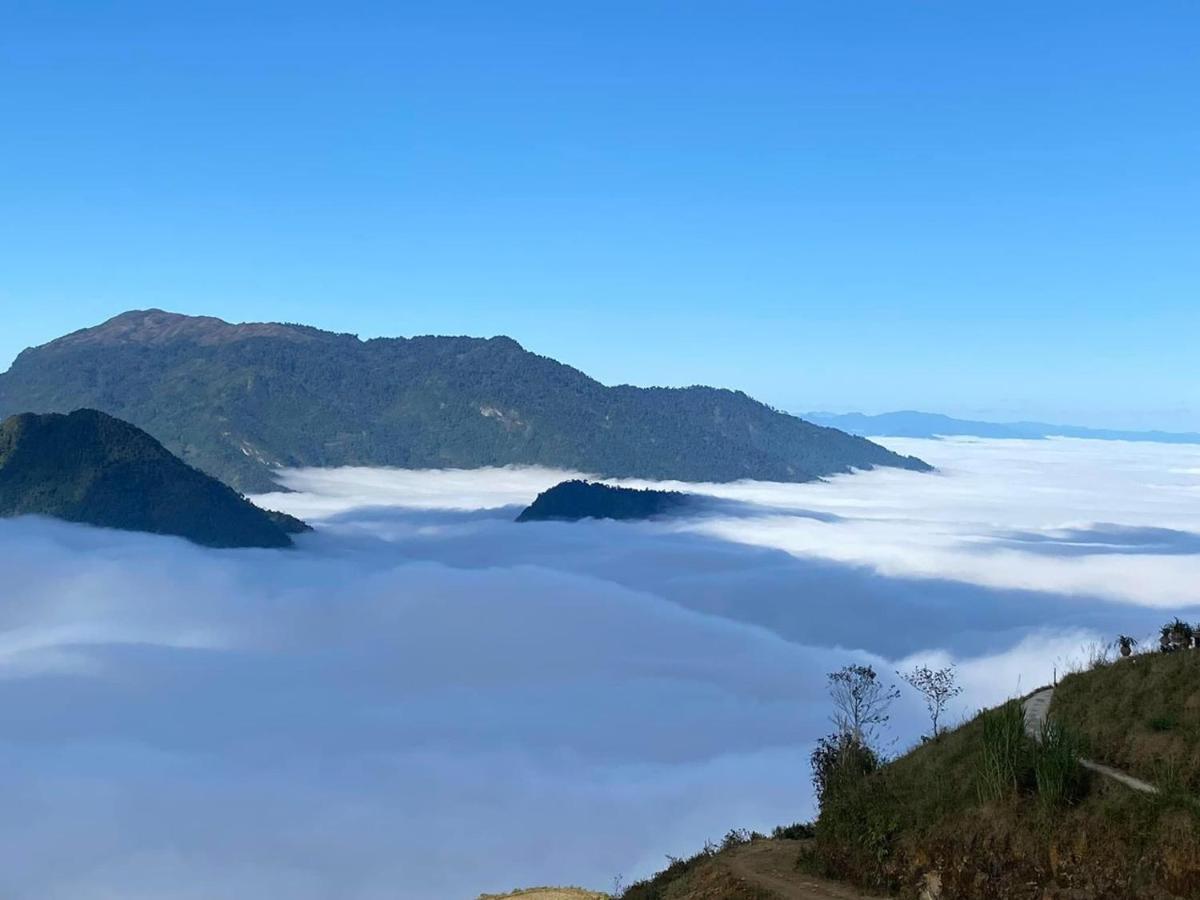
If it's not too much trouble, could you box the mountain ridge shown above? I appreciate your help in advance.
[0,310,931,492]
[0,409,307,547]
[805,409,1200,445]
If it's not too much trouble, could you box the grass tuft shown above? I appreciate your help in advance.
[976,700,1029,803]
[1034,718,1087,809]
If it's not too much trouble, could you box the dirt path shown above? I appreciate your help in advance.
[723,840,888,900]
[478,890,606,900]
[1022,687,1158,795]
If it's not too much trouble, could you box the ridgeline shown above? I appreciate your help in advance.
[0,409,308,548]
[0,310,931,492]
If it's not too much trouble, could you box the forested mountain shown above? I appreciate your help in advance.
[0,409,307,547]
[516,480,692,522]
[0,310,931,492]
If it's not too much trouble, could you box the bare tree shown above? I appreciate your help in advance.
[901,664,962,738]
[826,664,900,748]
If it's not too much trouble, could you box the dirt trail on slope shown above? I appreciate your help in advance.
[723,840,889,900]
[484,841,884,900]
[478,890,607,900]
[1023,686,1158,794]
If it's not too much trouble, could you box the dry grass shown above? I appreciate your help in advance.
[802,663,1200,898]
[1053,646,1200,792]
[536,649,1200,899]
[478,889,609,900]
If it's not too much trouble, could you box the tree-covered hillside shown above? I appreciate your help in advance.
[516,480,692,522]
[0,409,307,548]
[0,310,931,492]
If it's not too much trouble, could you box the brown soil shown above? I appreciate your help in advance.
[489,841,886,900]
[722,841,888,900]
[478,890,609,900]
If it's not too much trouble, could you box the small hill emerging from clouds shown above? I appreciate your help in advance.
[0,409,308,548]
[0,310,931,492]
[516,480,692,523]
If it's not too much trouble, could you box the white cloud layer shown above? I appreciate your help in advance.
[675,437,1200,607]
[0,438,1196,897]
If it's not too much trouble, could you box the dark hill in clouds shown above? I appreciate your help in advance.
[0,310,931,492]
[806,410,1200,444]
[516,480,693,522]
[0,409,308,548]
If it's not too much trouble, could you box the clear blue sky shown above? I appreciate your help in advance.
[3,1,1197,429]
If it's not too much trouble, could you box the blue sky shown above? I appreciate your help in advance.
[2,1,1197,429]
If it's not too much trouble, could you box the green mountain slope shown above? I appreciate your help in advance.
[515,480,692,522]
[0,310,931,492]
[0,409,307,547]
[614,649,1200,900]
[809,654,1200,898]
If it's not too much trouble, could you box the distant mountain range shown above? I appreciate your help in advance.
[804,410,1200,445]
[0,310,930,492]
[516,480,693,523]
[0,409,308,547]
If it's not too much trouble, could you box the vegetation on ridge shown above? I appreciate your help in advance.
[612,643,1200,899]
[1054,638,1200,795]
[515,480,692,522]
[0,309,932,492]
[0,409,308,548]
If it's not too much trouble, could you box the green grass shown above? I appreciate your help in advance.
[619,653,1200,899]
[1053,648,1200,793]
[1032,718,1087,810]
[803,673,1200,898]
[976,700,1029,803]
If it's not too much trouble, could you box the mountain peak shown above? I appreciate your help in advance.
[0,312,931,492]
[52,309,331,349]
[0,408,307,547]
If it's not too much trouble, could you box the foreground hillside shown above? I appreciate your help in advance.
[1053,639,1200,794]
[0,310,931,492]
[616,835,882,900]
[611,648,1200,900]
[480,890,609,900]
[0,409,307,547]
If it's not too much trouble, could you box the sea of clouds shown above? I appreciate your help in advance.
[1,436,1198,898]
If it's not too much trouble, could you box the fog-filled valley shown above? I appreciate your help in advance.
[2,436,1196,898]
[6,3,1196,894]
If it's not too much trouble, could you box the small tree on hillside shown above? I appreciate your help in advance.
[901,664,962,738]
[826,664,900,749]
[810,664,897,812]
[810,731,880,807]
